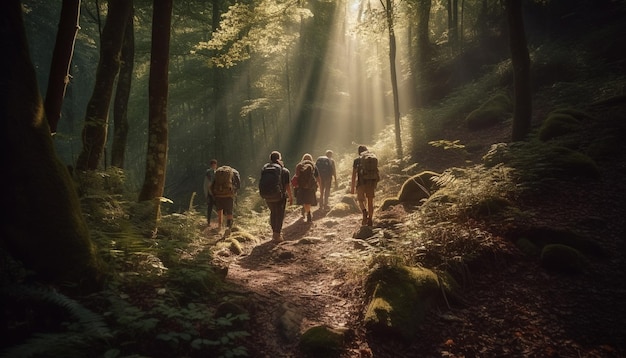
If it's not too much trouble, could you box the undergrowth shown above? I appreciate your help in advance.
[1,169,251,358]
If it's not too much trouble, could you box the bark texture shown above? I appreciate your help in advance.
[138,0,174,202]
[1,0,102,290]
[508,0,532,141]
[75,0,132,170]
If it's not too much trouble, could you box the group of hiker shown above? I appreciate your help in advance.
[203,145,379,242]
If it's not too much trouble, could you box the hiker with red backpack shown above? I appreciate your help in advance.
[294,153,319,223]
[211,164,241,235]
[315,150,337,211]
[259,151,293,242]
[203,159,218,227]
[351,145,380,226]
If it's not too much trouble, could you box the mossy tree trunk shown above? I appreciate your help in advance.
[138,0,173,202]
[111,3,135,169]
[1,0,103,290]
[75,0,132,171]
[507,0,532,141]
[43,0,81,134]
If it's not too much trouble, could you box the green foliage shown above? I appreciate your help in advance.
[299,326,345,357]
[465,93,512,130]
[538,112,581,141]
[0,285,111,358]
[195,2,313,68]
[483,141,600,193]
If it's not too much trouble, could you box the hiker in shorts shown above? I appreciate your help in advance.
[259,151,293,242]
[295,153,319,223]
[351,145,379,226]
[203,159,218,227]
[315,150,337,210]
[211,165,241,235]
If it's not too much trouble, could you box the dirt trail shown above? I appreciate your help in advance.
[223,203,374,357]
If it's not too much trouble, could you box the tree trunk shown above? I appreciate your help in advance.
[44,0,81,134]
[507,0,532,141]
[1,0,102,290]
[385,0,403,159]
[138,0,174,202]
[75,0,131,171]
[416,0,431,64]
[111,4,135,168]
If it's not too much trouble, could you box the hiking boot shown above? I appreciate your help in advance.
[272,232,283,242]
[307,212,312,222]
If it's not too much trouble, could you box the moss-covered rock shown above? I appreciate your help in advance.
[465,94,512,130]
[514,226,605,257]
[380,197,401,211]
[540,244,587,274]
[327,195,360,217]
[397,171,441,203]
[299,325,348,357]
[550,146,601,179]
[538,112,582,141]
[363,265,457,342]
[515,237,540,257]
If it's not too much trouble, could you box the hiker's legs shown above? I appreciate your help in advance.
[221,197,235,229]
[321,177,331,208]
[267,199,286,235]
[206,195,214,225]
[364,182,376,226]
[217,210,223,228]
[304,203,312,222]
[356,185,367,224]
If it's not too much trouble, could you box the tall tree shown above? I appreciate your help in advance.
[44,0,81,135]
[383,0,403,159]
[75,0,132,170]
[138,0,174,201]
[1,0,102,289]
[507,0,531,141]
[111,3,135,168]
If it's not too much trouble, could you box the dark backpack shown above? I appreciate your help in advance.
[212,166,235,197]
[298,160,316,189]
[259,163,283,202]
[359,151,379,181]
[315,156,333,179]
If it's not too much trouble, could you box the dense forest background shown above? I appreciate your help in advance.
[19,0,564,208]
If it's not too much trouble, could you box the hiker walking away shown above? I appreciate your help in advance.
[315,149,337,210]
[259,151,293,242]
[351,145,379,226]
[203,159,218,227]
[295,153,319,223]
[211,164,241,235]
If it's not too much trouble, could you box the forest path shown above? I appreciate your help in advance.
[221,194,375,357]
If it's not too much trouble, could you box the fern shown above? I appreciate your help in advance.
[0,284,111,358]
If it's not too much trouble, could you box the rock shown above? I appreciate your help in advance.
[299,325,350,357]
[277,302,302,342]
[363,264,458,342]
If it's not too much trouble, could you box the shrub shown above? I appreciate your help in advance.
[465,94,512,130]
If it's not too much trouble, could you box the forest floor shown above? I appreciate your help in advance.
[201,96,626,357]
[206,117,626,358]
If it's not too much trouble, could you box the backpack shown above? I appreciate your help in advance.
[315,156,333,179]
[359,151,379,181]
[212,166,235,197]
[298,160,317,189]
[259,163,283,202]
